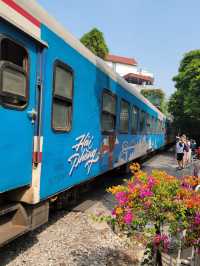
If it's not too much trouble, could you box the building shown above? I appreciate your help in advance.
[105,54,154,87]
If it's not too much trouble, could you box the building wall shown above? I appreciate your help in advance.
[105,61,153,79]
[115,63,138,76]
[106,61,137,76]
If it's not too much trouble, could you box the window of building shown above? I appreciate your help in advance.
[0,37,28,109]
[120,99,130,133]
[101,90,116,133]
[52,61,73,132]
[131,105,138,134]
[140,110,146,134]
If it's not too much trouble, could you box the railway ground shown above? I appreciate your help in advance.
[0,148,195,266]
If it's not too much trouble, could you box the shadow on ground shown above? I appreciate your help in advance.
[69,246,139,266]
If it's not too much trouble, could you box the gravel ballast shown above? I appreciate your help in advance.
[0,193,143,266]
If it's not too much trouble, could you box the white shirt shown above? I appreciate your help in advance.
[176,142,184,154]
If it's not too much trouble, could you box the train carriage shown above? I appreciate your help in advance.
[0,0,168,246]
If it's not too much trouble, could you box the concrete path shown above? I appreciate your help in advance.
[142,148,194,178]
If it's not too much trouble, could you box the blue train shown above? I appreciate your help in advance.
[0,0,173,245]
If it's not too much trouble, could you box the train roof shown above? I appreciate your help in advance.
[1,0,165,120]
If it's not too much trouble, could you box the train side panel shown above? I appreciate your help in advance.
[40,25,102,199]
[39,24,165,200]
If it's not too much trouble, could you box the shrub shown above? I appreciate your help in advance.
[106,163,200,264]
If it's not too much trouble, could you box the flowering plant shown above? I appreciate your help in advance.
[107,163,200,264]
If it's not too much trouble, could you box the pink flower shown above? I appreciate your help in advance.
[162,234,170,251]
[147,176,156,189]
[115,191,128,205]
[123,211,133,224]
[111,209,116,216]
[128,182,135,192]
[153,234,170,252]
[194,213,200,225]
[140,188,153,199]
[153,234,161,246]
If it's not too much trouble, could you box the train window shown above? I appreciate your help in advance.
[131,105,138,134]
[148,115,152,133]
[140,111,146,134]
[152,117,156,133]
[158,120,161,133]
[0,37,28,109]
[151,117,154,133]
[161,120,163,133]
[52,61,73,132]
[120,100,130,133]
[162,120,165,133]
[101,90,116,133]
[1,38,28,70]
[152,116,155,133]
[155,119,159,133]
[164,121,166,132]
[146,114,151,133]
[157,119,159,133]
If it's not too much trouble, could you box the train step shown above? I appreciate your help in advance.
[0,203,29,246]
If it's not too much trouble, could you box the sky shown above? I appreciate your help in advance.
[37,0,200,97]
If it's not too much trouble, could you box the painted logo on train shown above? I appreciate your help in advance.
[67,133,159,175]
[68,133,99,175]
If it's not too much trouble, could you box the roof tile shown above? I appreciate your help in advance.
[105,54,137,66]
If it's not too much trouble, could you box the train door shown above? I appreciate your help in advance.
[0,33,39,192]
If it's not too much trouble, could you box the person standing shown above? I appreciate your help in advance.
[183,138,191,168]
[176,137,184,170]
[187,138,192,164]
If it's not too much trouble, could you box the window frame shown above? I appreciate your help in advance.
[139,110,146,134]
[101,89,117,134]
[119,98,130,134]
[0,35,29,110]
[158,119,161,134]
[146,113,151,134]
[152,116,156,134]
[150,115,155,134]
[155,118,158,134]
[51,60,74,133]
[131,105,139,135]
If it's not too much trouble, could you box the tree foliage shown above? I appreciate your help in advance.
[168,50,200,139]
[141,88,168,114]
[80,28,109,59]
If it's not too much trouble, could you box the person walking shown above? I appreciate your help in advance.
[176,137,184,170]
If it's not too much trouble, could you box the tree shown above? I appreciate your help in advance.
[168,50,200,139]
[141,88,168,114]
[80,28,109,59]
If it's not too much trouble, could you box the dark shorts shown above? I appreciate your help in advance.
[177,153,184,161]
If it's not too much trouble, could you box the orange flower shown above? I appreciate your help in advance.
[107,185,126,195]
[115,207,123,215]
